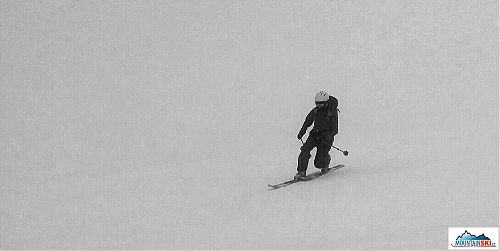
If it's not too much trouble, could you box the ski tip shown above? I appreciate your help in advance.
[268,184,281,188]
[267,185,281,190]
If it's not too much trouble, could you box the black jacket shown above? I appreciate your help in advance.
[299,96,338,137]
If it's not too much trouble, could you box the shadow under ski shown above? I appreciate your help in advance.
[268,164,345,190]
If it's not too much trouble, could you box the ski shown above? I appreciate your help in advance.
[268,164,345,190]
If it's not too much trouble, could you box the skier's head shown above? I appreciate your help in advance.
[314,91,329,108]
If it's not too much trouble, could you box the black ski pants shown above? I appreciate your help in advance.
[297,131,335,172]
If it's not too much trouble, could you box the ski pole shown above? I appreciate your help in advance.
[332,145,349,156]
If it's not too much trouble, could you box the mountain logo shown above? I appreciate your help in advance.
[449,228,498,250]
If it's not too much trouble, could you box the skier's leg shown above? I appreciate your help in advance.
[314,136,334,169]
[297,134,317,172]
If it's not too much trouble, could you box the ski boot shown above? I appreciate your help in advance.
[294,171,307,181]
[320,167,330,174]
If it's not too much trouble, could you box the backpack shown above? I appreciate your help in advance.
[327,96,339,135]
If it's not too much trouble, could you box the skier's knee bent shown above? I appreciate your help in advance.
[314,153,331,169]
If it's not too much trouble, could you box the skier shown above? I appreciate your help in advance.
[295,91,339,180]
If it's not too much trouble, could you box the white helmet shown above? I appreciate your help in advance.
[314,91,329,103]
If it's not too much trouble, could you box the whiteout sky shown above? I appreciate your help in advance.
[1,0,498,249]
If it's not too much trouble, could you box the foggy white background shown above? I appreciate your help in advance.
[1,0,498,249]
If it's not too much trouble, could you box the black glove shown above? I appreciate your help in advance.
[297,128,306,139]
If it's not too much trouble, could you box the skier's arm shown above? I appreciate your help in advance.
[297,109,315,139]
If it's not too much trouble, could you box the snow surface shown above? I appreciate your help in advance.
[1,0,498,249]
